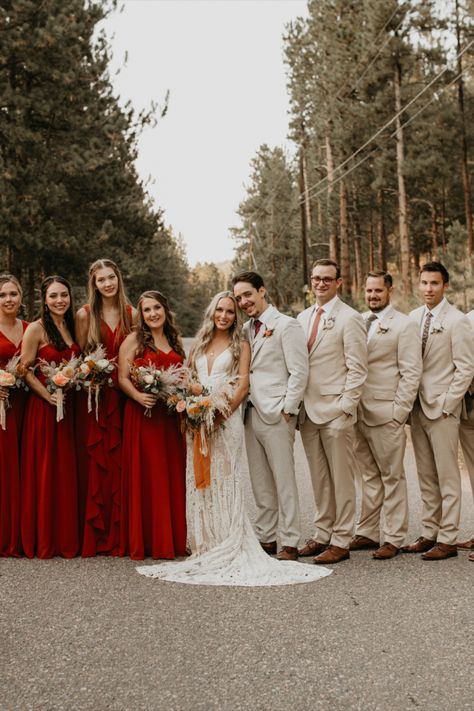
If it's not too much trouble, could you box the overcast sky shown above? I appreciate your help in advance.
[101,0,308,265]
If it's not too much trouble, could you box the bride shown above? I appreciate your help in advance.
[137,291,331,586]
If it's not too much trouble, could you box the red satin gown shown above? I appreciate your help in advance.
[0,321,28,556]
[21,343,80,558]
[81,306,131,557]
[120,347,187,560]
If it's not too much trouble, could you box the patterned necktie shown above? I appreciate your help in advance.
[253,319,262,338]
[307,307,324,352]
[421,311,433,356]
[366,313,378,338]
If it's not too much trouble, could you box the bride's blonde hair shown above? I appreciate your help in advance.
[190,291,242,374]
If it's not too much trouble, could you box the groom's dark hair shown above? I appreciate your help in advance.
[232,271,265,291]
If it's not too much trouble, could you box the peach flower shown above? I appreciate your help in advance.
[52,372,70,387]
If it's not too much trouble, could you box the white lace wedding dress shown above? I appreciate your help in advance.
[137,349,331,586]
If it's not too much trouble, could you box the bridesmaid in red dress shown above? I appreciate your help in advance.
[0,274,28,556]
[75,259,136,557]
[118,290,187,560]
[20,276,79,558]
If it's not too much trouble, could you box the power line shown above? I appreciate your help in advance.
[302,36,474,203]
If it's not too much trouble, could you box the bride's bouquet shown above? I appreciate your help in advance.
[77,345,116,420]
[169,372,235,489]
[39,355,81,422]
[0,355,27,431]
[129,360,184,417]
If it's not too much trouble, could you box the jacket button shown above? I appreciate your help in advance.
[250,370,253,374]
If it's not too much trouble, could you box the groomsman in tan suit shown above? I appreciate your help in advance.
[233,271,309,562]
[404,262,474,560]
[297,259,367,564]
[350,271,422,559]
[458,309,474,555]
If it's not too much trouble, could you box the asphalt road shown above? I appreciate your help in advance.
[2,435,474,711]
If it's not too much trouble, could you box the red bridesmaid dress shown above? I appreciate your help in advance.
[81,306,131,557]
[21,343,80,558]
[0,321,28,557]
[120,347,187,560]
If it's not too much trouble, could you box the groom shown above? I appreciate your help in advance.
[233,271,308,561]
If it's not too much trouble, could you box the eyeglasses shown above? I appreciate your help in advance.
[310,276,337,285]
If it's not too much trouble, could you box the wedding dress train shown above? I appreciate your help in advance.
[137,349,331,586]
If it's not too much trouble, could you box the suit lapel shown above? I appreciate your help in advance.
[310,300,341,355]
[423,301,449,360]
[368,307,394,351]
[251,310,278,362]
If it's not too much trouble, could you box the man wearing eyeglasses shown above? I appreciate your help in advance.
[297,259,367,564]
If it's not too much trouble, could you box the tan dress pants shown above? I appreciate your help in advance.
[410,402,461,545]
[244,407,301,548]
[354,420,408,547]
[300,415,356,549]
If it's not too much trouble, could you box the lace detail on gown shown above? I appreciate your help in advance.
[137,349,331,586]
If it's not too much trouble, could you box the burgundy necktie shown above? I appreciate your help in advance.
[307,307,324,352]
[253,319,262,338]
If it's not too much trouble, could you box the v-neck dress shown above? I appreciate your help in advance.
[80,305,132,557]
[119,347,187,560]
[0,320,28,556]
[21,342,80,558]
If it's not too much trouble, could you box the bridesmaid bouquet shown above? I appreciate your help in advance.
[77,345,116,420]
[39,356,81,422]
[129,361,184,417]
[169,375,235,489]
[0,355,27,431]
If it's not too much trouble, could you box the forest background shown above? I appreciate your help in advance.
[1,0,473,333]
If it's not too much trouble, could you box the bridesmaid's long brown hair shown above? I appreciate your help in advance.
[136,291,185,358]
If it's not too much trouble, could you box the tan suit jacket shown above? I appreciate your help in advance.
[243,309,308,426]
[409,302,474,419]
[297,298,367,425]
[359,307,422,426]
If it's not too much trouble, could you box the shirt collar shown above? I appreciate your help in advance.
[424,297,447,320]
[315,294,338,318]
[369,304,392,323]
[255,304,274,327]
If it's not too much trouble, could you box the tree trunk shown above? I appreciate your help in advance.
[27,267,35,320]
[368,217,374,272]
[431,201,438,259]
[326,136,338,262]
[455,0,474,254]
[298,143,310,289]
[376,189,387,271]
[394,62,411,295]
[339,181,351,296]
[351,183,363,292]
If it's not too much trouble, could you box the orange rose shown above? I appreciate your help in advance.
[52,372,70,387]
[190,382,203,396]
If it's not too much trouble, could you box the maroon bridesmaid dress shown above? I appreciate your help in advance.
[21,343,80,558]
[81,306,132,557]
[119,347,187,560]
[0,320,28,557]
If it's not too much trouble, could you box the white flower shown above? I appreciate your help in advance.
[323,316,335,330]
[80,363,90,374]
[143,374,155,385]
[96,359,110,370]
[432,320,444,333]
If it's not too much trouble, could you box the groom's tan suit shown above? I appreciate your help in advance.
[297,297,367,548]
[355,307,422,546]
[243,306,308,548]
[410,300,474,545]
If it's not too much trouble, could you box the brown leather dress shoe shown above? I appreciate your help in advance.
[260,541,277,555]
[457,537,474,550]
[298,539,328,557]
[421,543,458,560]
[401,536,436,553]
[276,546,298,561]
[372,542,399,559]
[314,544,350,565]
[349,535,379,551]
[469,552,474,562]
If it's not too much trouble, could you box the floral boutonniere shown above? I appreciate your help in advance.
[377,324,390,335]
[431,320,444,334]
[264,329,274,338]
[322,316,336,331]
